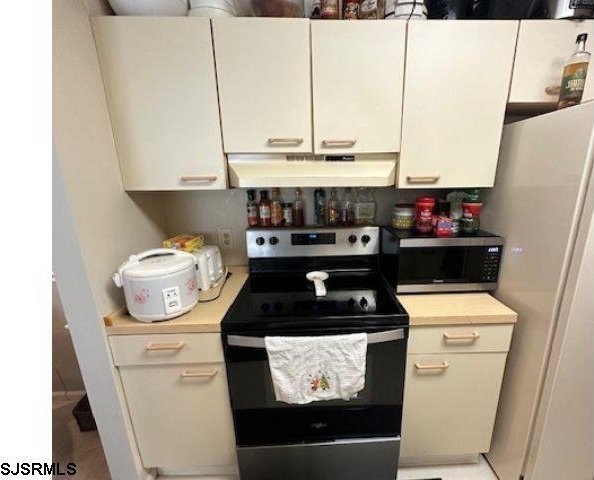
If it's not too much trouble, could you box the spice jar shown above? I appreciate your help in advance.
[415,196,435,234]
[391,203,415,230]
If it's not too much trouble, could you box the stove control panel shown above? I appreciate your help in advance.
[247,227,380,258]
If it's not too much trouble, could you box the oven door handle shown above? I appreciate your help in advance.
[226,329,405,349]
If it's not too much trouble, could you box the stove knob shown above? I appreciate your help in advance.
[269,236,279,246]
[348,235,357,244]
[359,297,369,309]
[347,298,356,309]
[361,235,371,245]
[256,237,265,246]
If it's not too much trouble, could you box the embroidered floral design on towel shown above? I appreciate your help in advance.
[309,371,331,392]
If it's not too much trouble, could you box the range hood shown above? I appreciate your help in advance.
[227,154,397,187]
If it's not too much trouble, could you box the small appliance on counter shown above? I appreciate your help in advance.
[381,225,504,293]
[546,0,594,18]
[192,245,227,301]
[112,248,199,322]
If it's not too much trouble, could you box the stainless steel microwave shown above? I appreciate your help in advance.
[381,226,504,294]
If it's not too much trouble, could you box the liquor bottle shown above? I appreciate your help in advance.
[314,189,326,226]
[327,188,341,226]
[354,188,377,225]
[270,188,284,226]
[558,33,591,110]
[341,187,356,226]
[259,190,271,227]
[292,188,305,227]
[343,0,360,19]
[320,0,339,18]
[246,189,259,227]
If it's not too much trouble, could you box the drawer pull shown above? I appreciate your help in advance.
[181,369,218,379]
[406,175,440,184]
[443,331,480,341]
[322,139,357,148]
[268,138,304,146]
[145,341,185,351]
[414,361,449,371]
[180,176,218,183]
[545,85,561,96]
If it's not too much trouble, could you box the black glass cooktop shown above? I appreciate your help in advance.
[222,270,408,334]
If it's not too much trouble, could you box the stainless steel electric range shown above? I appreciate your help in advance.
[222,226,409,480]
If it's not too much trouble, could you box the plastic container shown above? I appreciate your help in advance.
[462,201,483,219]
[391,203,415,230]
[415,196,435,233]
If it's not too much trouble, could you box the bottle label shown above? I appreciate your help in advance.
[247,205,259,226]
[344,1,360,19]
[559,62,589,102]
[260,205,271,220]
[271,202,283,226]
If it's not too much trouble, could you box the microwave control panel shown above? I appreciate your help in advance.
[480,246,502,282]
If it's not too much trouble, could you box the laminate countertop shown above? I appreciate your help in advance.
[397,293,517,326]
[104,266,248,335]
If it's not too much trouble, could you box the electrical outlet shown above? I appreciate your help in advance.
[218,228,234,250]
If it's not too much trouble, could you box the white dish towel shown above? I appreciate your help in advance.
[265,333,368,405]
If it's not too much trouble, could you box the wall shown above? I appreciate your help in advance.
[53,0,168,316]
[163,187,440,265]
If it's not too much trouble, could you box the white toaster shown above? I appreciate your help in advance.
[193,245,225,292]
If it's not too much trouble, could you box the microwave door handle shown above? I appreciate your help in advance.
[226,329,405,349]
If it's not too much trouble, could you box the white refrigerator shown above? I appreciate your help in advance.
[481,102,594,480]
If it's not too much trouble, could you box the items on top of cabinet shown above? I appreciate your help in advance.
[253,0,305,17]
[343,0,361,19]
[321,0,340,18]
[386,0,427,20]
[558,33,591,109]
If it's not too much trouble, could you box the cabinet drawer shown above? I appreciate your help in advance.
[120,362,237,470]
[110,333,223,367]
[407,324,513,354]
[401,352,507,457]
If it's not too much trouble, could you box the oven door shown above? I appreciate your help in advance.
[223,328,407,447]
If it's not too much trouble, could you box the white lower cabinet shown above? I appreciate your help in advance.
[111,334,238,475]
[401,324,512,464]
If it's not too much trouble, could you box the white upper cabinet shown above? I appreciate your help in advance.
[509,20,594,106]
[311,21,406,154]
[212,18,312,154]
[398,21,518,189]
[92,17,227,191]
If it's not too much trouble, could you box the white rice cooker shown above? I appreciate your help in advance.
[113,248,199,322]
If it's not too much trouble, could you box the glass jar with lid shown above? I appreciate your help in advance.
[391,203,415,230]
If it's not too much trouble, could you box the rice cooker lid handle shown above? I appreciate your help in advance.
[112,248,196,288]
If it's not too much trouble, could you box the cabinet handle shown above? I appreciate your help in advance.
[321,139,357,148]
[414,361,449,371]
[145,341,185,351]
[545,85,561,96]
[268,138,304,146]
[443,331,480,341]
[181,369,218,379]
[180,176,218,183]
[406,175,440,184]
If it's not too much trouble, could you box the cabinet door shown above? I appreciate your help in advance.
[509,20,594,106]
[311,21,405,154]
[92,17,227,191]
[212,18,312,153]
[398,21,518,189]
[401,353,507,458]
[120,362,237,472]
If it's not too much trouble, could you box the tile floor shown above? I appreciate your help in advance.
[53,397,498,480]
